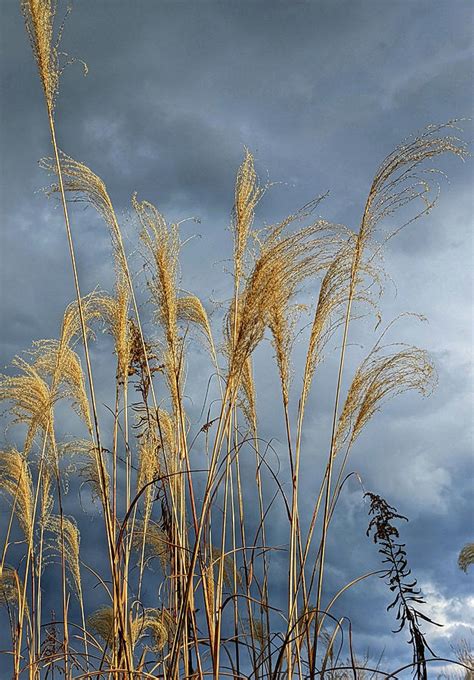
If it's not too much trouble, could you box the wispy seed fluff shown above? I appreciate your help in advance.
[46,514,83,600]
[226,215,344,387]
[334,343,436,455]
[0,449,34,545]
[21,0,60,111]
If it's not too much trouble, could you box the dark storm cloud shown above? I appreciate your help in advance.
[1,0,472,670]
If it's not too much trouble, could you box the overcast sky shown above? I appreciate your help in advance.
[1,0,473,673]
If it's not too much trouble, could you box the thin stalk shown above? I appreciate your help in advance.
[45,109,134,674]
[310,231,363,676]
[234,433,260,675]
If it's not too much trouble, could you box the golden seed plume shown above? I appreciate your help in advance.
[31,339,92,432]
[0,449,34,545]
[46,514,82,599]
[60,290,109,348]
[239,356,257,433]
[132,520,169,571]
[0,566,22,608]
[0,358,53,454]
[226,215,343,385]
[134,608,174,652]
[0,291,105,453]
[134,407,176,470]
[301,242,356,404]
[88,605,173,652]
[87,606,114,643]
[40,152,127,273]
[458,543,474,573]
[334,343,436,455]
[79,455,110,503]
[99,279,133,383]
[232,149,264,283]
[154,408,176,460]
[39,447,54,525]
[136,430,161,524]
[134,194,189,419]
[347,123,468,295]
[268,302,305,407]
[134,195,180,356]
[63,437,109,502]
[202,562,215,617]
[21,0,60,111]
[176,295,214,353]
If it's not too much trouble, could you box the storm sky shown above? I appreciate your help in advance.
[1,0,473,673]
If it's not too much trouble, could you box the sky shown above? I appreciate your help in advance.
[1,0,473,674]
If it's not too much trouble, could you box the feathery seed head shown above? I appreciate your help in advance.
[359,122,467,252]
[177,295,214,354]
[226,217,344,385]
[88,605,173,653]
[0,357,54,454]
[134,608,174,652]
[0,566,22,608]
[458,543,474,573]
[60,291,108,348]
[87,606,114,643]
[132,520,170,572]
[46,514,82,599]
[134,195,180,350]
[335,343,436,455]
[232,149,264,284]
[31,339,92,432]
[100,281,133,383]
[136,430,161,522]
[77,442,110,503]
[0,448,34,544]
[21,0,60,111]
[40,152,127,273]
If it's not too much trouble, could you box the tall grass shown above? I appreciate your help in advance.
[0,2,470,679]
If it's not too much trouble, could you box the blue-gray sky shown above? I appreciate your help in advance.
[1,0,473,674]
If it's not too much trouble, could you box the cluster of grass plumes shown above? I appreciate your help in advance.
[0,2,470,679]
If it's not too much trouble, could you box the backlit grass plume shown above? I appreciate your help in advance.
[59,291,108,347]
[0,293,105,455]
[458,543,474,573]
[100,281,133,384]
[0,566,22,609]
[46,514,82,600]
[21,0,60,112]
[0,449,34,545]
[31,340,92,432]
[134,195,181,358]
[132,520,170,572]
[40,152,128,274]
[300,237,383,410]
[335,342,436,455]
[87,606,114,644]
[88,605,173,653]
[226,217,343,385]
[360,123,467,246]
[232,149,264,284]
[136,430,161,523]
[176,295,215,356]
[0,358,54,454]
